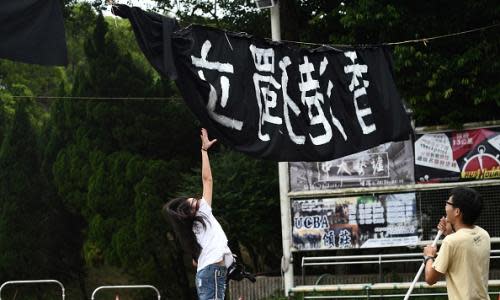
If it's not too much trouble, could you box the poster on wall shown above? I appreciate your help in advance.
[415,127,500,183]
[291,193,418,251]
[289,140,414,191]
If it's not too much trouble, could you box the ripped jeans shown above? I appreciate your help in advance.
[195,264,227,300]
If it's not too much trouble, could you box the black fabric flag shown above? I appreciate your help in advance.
[114,5,412,162]
[0,0,68,66]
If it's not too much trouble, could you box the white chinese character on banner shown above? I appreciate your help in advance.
[337,159,351,175]
[298,56,332,145]
[279,56,306,144]
[354,159,367,176]
[280,55,347,145]
[191,40,243,130]
[319,161,334,181]
[250,45,283,141]
[319,57,347,141]
[371,155,384,174]
[344,51,376,134]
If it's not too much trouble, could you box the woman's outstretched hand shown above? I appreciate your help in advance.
[200,128,217,151]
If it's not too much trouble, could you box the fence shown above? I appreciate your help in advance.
[0,280,161,300]
[91,285,161,300]
[228,276,282,300]
[292,280,500,299]
[0,280,65,300]
[418,183,500,240]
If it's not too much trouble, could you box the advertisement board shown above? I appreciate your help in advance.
[289,140,414,191]
[415,127,500,183]
[292,193,418,250]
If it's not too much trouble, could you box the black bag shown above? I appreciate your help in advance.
[227,255,256,283]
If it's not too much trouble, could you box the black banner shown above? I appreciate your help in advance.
[0,0,67,66]
[115,5,411,161]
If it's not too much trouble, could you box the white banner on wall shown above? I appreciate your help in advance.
[292,193,418,250]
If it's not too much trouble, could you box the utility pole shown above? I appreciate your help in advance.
[271,2,294,297]
[270,3,281,41]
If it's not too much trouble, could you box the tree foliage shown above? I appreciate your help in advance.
[0,100,45,281]
[0,1,498,299]
[177,149,281,272]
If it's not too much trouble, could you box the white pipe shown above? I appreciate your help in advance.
[91,285,160,300]
[0,279,65,300]
[404,230,443,300]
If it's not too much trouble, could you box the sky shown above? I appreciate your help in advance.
[79,0,160,16]
[95,0,245,19]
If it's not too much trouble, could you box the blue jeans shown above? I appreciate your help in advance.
[195,264,227,300]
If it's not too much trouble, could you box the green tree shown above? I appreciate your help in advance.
[0,100,46,282]
[39,99,89,299]
[47,100,199,298]
[48,7,200,298]
[71,12,157,98]
[335,0,500,126]
[177,149,281,273]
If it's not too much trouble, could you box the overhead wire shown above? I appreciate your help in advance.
[276,23,500,47]
[5,20,499,101]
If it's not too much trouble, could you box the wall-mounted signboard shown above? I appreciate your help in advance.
[292,193,418,250]
[415,127,500,183]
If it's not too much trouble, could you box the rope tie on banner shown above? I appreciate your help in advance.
[224,33,234,51]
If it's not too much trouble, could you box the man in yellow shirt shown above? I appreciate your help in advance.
[423,187,490,300]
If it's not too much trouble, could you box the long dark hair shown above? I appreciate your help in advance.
[162,197,208,261]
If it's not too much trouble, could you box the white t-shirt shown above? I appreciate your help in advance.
[193,198,233,272]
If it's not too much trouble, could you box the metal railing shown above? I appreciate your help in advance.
[296,249,500,298]
[302,252,421,284]
[91,285,161,300]
[302,249,500,284]
[0,279,65,300]
[295,280,500,299]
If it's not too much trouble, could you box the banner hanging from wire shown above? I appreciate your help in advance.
[113,5,411,161]
[0,0,67,66]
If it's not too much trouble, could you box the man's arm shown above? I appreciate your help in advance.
[423,245,444,285]
[424,258,443,285]
[200,128,217,206]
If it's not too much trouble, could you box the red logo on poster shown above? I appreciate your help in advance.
[461,145,500,179]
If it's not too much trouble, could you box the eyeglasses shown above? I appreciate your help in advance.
[446,201,456,207]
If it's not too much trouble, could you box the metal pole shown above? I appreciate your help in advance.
[271,1,292,297]
[91,285,161,300]
[279,161,294,296]
[404,231,443,300]
[270,2,281,41]
[378,255,382,282]
[0,279,65,300]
